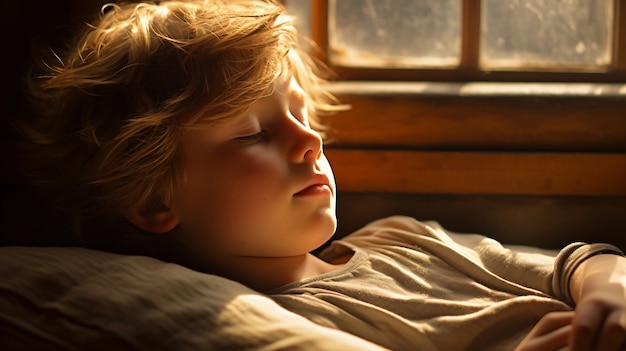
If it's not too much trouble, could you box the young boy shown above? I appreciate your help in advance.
[19,0,626,350]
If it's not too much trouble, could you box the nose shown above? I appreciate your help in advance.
[288,116,323,164]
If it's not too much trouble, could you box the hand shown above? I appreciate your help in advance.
[515,311,574,351]
[569,254,626,351]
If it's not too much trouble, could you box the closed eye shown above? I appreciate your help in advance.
[234,130,269,144]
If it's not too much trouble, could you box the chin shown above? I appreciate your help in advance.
[313,210,338,243]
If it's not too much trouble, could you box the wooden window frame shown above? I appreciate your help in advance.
[323,83,626,196]
[312,0,626,82]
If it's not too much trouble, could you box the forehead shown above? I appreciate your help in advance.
[227,71,303,121]
[273,71,306,103]
[267,70,300,98]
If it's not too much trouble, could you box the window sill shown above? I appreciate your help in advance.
[323,81,626,152]
[327,81,626,98]
[322,81,626,196]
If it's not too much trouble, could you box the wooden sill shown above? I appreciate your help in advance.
[326,81,626,97]
[323,81,626,152]
[323,82,626,196]
[326,150,626,196]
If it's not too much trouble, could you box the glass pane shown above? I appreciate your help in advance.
[481,0,614,70]
[328,0,461,68]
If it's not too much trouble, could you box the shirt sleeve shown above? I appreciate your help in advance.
[426,220,625,306]
[342,216,624,306]
[551,242,625,306]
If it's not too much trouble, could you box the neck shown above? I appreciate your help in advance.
[220,253,342,292]
[153,232,346,292]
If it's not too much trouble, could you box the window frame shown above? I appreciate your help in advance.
[311,0,626,82]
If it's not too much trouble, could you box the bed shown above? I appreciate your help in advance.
[0,245,388,350]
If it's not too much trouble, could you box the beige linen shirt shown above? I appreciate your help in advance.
[269,216,617,351]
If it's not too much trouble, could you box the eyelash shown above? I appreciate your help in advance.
[235,130,269,144]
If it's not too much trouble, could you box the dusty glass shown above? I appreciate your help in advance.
[328,0,461,68]
[481,0,614,70]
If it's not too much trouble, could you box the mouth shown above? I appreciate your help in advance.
[294,174,332,197]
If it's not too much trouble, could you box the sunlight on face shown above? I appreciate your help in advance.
[168,73,337,268]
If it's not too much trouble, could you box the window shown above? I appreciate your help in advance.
[480,0,613,71]
[329,0,461,68]
[286,0,626,82]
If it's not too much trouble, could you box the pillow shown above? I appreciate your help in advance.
[0,246,386,350]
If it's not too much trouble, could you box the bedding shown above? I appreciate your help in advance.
[0,246,386,350]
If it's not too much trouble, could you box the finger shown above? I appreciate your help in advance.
[570,301,606,351]
[593,310,626,351]
[530,311,575,337]
[518,324,572,351]
[516,312,575,351]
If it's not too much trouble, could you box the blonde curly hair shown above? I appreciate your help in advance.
[22,0,343,233]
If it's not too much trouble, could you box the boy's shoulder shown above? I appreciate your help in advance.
[351,215,436,236]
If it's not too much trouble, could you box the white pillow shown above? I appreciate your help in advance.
[0,246,386,350]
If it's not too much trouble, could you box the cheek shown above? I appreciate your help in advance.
[178,150,287,230]
[223,149,288,198]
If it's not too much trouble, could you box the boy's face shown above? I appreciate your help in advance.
[168,73,337,266]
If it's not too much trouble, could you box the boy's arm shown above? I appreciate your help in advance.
[569,253,626,351]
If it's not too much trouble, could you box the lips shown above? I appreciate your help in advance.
[294,173,332,197]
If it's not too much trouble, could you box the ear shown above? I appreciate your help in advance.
[124,207,179,234]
